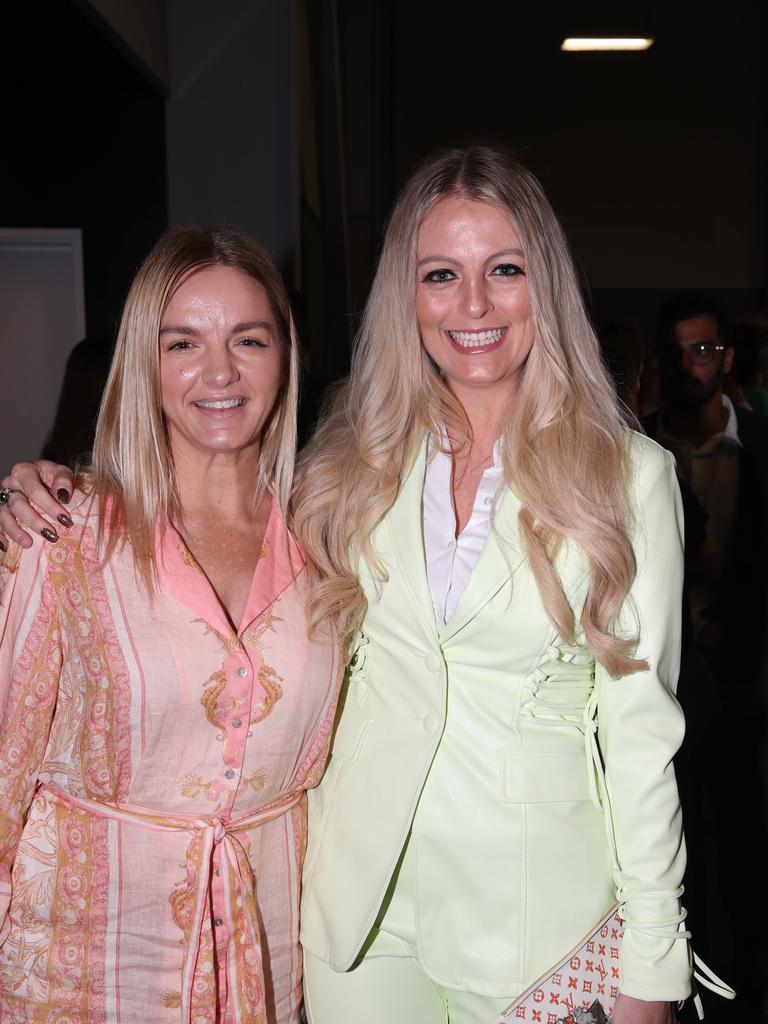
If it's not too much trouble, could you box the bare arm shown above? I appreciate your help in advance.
[612,994,676,1024]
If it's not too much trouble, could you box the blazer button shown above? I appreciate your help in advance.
[422,712,440,734]
[424,653,442,672]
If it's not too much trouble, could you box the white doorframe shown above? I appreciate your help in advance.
[0,228,86,467]
[0,228,86,336]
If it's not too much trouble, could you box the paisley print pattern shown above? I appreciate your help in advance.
[0,498,342,1023]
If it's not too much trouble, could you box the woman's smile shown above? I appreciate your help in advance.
[191,396,248,411]
[445,326,508,351]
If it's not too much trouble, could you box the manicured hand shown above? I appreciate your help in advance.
[612,994,677,1024]
[0,461,75,550]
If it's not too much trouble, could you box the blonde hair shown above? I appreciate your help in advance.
[84,225,299,586]
[293,146,645,677]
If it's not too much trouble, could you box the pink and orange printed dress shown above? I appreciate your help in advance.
[0,495,342,1024]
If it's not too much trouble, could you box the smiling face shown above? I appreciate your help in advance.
[159,265,284,462]
[415,194,534,408]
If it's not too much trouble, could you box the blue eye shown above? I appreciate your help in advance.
[422,268,457,284]
[491,263,524,277]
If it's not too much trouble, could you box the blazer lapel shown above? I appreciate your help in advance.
[380,437,438,638]
[378,438,530,643]
[439,485,526,644]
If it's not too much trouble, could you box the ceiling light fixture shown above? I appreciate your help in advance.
[561,37,654,51]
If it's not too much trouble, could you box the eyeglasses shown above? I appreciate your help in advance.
[659,341,725,366]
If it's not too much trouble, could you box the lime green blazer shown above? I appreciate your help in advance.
[301,431,692,1002]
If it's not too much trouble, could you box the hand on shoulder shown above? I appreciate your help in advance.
[0,460,74,550]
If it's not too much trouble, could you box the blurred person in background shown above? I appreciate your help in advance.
[644,291,768,655]
[595,319,645,420]
[644,290,768,1017]
[40,335,115,467]
[597,317,722,1014]
[727,319,768,417]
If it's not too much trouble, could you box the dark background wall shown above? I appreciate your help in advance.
[334,0,767,347]
[0,0,168,343]
[390,2,765,289]
[1,0,766,427]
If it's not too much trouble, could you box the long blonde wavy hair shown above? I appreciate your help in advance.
[84,225,299,587]
[293,145,645,677]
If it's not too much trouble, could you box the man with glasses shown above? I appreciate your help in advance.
[647,292,738,635]
[644,290,768,1021]
[645,291,768,640]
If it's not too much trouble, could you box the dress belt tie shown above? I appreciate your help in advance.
[42,782,303,1024]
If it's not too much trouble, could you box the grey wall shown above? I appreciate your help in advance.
[166,0,297,273]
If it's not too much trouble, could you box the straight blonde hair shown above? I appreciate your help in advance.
[84,225,299,587]
[293,146,645,677]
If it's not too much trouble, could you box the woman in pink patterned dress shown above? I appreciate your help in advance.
[0,227,342,1023]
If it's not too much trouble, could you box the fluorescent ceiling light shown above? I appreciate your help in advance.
[561,37,654,51]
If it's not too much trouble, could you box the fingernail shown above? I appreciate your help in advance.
[0,540,6,552]
[57,514,73,528]
[41,528,58,543]
[57,489,71,503]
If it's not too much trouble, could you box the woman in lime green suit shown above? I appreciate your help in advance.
[293,147,705,1024]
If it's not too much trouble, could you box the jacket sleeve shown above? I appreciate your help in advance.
[595,440,691,1001]
[0,540,62,944]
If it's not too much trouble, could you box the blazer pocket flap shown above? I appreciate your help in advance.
[331,704,373,764]
[501,750,591,803]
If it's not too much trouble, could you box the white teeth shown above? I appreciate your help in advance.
[193,398,245,409]
[448,328,505,348]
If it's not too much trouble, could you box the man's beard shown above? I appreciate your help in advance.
[661,370,723,411]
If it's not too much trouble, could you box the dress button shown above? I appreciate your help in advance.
[231,719,242,728]
[424,653,442,673]
[224,769,235,779]
[237,666,248,678]
[214,918,224,928]
[422,713,440,734]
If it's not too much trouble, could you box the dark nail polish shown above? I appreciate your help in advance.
[57,489,71,503]
[0,540,6,552]
[41,528,58,543]
[57,514,73,528]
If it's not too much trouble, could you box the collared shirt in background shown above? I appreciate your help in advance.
[657,395,741,627]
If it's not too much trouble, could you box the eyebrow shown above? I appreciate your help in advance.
[231,320,274,333]
[416,248,525,268]
[159,324,200,336]
[159,320,274,336]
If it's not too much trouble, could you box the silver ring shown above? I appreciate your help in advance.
[0,488,20,506]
